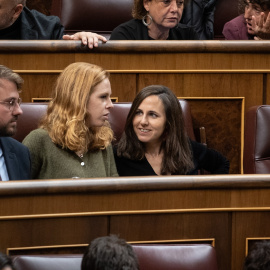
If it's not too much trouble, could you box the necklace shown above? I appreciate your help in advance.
[79,153,83,158]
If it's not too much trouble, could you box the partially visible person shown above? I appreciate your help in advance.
[114,85,230,176]
[243,241,270,269]
[0,253,15,270]
[181,0,217,39]
[81,235,139,270]
[222,0,270,40]
[23,62,118,179]
[0,65,31,181]
[0,0,107,48]
[110,0,199,40]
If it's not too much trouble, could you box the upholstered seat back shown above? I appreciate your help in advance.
[13,100,195,143]
[244,105,270,174]
[51,0,133,38]
[132,244,218,270]
[12,244,218,270]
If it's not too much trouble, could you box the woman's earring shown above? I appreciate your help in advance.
[142,13,153,26]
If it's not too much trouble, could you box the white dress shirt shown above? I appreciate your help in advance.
[0,146,9,181]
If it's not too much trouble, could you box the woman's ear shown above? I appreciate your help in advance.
[143,0,150,12]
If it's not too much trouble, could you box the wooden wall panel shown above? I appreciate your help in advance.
[19,73,58,101]
[187,99,243,174]
[0,53,74,70]
[1,216,108,254]
[110,74,137,102]
[110,213,231,270]
[137,73,262,111]
[232,212,270,270]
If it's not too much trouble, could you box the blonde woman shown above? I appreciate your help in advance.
[23,62,118,179]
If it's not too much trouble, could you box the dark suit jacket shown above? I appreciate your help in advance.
[0,7,64,40]
[0,137,31,180]
[181,0,217,40]
[20,7,65,40]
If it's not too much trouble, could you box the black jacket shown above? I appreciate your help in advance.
[110,19,199,40]
[0,7,64,40]
[181,0,217,39]
[114,140,230,176]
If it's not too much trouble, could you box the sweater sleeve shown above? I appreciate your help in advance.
[22,129,44,179]
[191,140,230,174]
[106,144,119,177]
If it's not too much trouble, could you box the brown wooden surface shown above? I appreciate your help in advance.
[1,175,270,270]
[1,40,270,174]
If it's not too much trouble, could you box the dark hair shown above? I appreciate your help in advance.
[0,253,15,270]
[81,235,139,270]
[243,241,270,270]
[239,0,270,13]
[0,65,23,91]
[117,85,194,175]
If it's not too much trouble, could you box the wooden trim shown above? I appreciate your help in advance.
[7,244,88,255]
[129,238,216,247]
[2,207,270,221]
[3,40,270,53]
[14,70,270,74]
[2,175,270,195]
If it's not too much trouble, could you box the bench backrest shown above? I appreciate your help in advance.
[13,100,195,143]
[12,244,218,270]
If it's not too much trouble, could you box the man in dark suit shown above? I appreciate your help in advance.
[0,65,31,180]
[0,0,107,48]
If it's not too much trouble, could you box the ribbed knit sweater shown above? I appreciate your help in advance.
[23,129,118,179]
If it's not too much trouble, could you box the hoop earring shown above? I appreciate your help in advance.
[142,13,152,26]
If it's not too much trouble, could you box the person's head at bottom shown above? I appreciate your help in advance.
[0,253,15,270]
[243,240,270,270]
[81,235,139,270]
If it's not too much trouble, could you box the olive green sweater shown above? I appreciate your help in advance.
[23,129,118,179]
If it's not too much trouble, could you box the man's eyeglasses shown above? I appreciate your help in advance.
[0,98,22,111]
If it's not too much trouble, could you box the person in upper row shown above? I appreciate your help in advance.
[114,85,230,176]
[223,0,270,40]
[181,0,217,39]
[110,0,199,40]
[0,0,107,48]
[23,62,118,179]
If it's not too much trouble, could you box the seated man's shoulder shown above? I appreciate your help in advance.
[1,137,29,151]
[24,7,61,23]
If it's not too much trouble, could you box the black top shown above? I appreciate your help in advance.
[0,7,64,40]
[110,19,199,40]
[114,140,230,176]
[181,0,217,40]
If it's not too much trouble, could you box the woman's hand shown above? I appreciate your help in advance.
[251,12,270,40]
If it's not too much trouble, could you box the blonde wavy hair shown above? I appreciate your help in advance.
[40,62,113,153]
